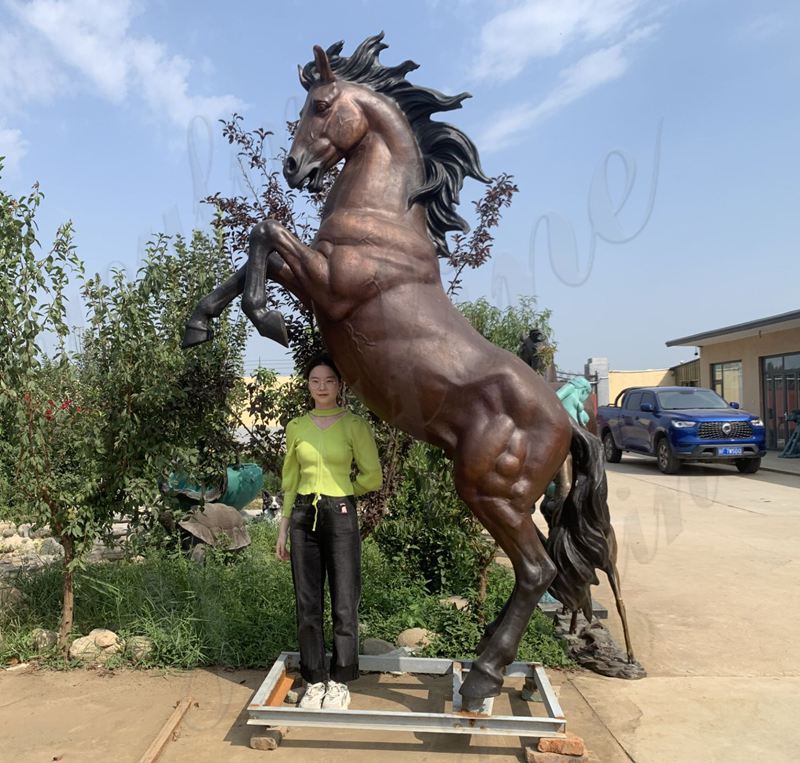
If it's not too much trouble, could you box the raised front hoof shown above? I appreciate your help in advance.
[181,323,213,348]
[253,310,289,347]
[459,662,503,701]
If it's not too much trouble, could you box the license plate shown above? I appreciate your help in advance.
[718,447,743,456]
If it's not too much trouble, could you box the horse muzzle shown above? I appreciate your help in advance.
[284,154,324,191]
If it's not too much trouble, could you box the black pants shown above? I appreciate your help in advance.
[290,494,361,684]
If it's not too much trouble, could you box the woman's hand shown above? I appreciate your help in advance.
[275,516,290,561]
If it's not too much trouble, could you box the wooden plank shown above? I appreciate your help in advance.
[138,697,195,763]
[265,672,295,707]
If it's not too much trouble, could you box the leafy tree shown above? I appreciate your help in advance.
[1,165,248,651]
[458,296,557,368]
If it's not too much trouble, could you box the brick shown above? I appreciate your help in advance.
[538,732,586,756]
[525,746,589,763]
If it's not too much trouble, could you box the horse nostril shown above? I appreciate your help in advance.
[284,156,298,175]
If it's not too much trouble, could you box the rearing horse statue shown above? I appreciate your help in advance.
[183,34,635,702]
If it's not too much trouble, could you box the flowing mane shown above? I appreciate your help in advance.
[299,32,490,256]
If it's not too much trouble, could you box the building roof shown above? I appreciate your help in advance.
[666,309,800,348]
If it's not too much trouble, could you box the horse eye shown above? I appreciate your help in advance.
[315,101,330,114]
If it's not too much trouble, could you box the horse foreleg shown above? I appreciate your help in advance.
[242,224,294,346]
[243,221,329,346]
[182,265,247,348]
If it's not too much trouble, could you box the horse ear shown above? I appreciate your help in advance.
[298,64,312,91]
[313,44,336,84]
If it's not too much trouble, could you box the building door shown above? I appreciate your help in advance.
[762,353,800,450]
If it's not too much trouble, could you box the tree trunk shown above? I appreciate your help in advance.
[58,534,75,655]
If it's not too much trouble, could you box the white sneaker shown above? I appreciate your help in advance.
[298,681,326,709]
[322,681,350,710]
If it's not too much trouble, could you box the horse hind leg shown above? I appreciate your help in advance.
[460,497,555,701]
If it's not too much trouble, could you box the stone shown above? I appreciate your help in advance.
[126,635,154,662]
[362,637,395,655]
[0,585,23,607]
[69,635,102,662]
[90,628,120,649]
[439,595,469,611]
[396,628,434,650]
[32,628,58,651]
[0,535,24,551]
[525,751,588,763]
[31,525,52,539]
[250,728,286,750]
[537,733,586,757]
[37,537,65,557]
[1,526,16,538]
[17,523,32,539]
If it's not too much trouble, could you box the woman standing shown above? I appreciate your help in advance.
[276,353,382,710]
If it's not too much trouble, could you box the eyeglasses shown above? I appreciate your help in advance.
[309,379,338,387]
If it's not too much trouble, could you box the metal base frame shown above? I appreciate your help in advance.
[248,652,566,739]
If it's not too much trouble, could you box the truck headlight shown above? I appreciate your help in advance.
[750,418,764,427]
[671,420,696,428]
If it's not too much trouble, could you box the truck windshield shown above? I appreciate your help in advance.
[656,389,730,410]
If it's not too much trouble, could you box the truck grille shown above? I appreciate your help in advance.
[698,421,753,440]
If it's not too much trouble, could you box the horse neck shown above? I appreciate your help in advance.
[326,91,426,220]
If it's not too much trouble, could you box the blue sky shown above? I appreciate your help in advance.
[2,0,798,375]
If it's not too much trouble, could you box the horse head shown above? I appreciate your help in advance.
[284,45,369,191]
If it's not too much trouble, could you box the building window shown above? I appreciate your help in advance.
[711,361,743,404]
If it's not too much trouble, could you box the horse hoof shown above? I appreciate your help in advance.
[255,310,289,347]
[181,323,213,348]
[460,662,502,700]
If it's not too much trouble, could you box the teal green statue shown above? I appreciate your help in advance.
[544,377,593,498]
[556,376,592,428]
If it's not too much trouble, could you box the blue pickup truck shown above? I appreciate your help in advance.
[596,386,766,474]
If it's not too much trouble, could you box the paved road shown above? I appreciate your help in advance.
[575,458,800,762]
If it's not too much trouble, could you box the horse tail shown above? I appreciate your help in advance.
[541,417,614,620]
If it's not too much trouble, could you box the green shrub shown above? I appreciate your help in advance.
[0,525,571,669]
[374,443,495,595]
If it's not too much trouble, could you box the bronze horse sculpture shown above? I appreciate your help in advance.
[183,34,636,702]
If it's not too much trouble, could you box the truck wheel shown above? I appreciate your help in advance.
[656,437,680,474]
[735,457,761,474]
[602,431,622,463]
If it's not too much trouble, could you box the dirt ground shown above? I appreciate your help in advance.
[0,665,626,762]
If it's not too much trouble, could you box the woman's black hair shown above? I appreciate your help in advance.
[303,352,342,381]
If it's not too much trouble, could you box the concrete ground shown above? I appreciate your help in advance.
[1,459,797,762]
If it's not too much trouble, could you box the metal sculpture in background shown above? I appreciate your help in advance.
[519,337,643,678]
[182,34,639,702]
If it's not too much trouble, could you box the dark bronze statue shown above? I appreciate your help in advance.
[182,34,637,702]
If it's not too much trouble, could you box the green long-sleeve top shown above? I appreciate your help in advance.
[281,408,382,517]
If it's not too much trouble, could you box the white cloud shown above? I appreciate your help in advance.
[474,0,645,81]
[0,0,245,168]
[0,124,28,174]
[0,29,69,111]
[479,25,656,151]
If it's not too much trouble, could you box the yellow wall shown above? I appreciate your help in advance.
[698,327,800,415]
[238,375,293,429]
[608,368,675,405]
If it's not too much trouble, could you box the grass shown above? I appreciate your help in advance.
[0,522,573,670]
